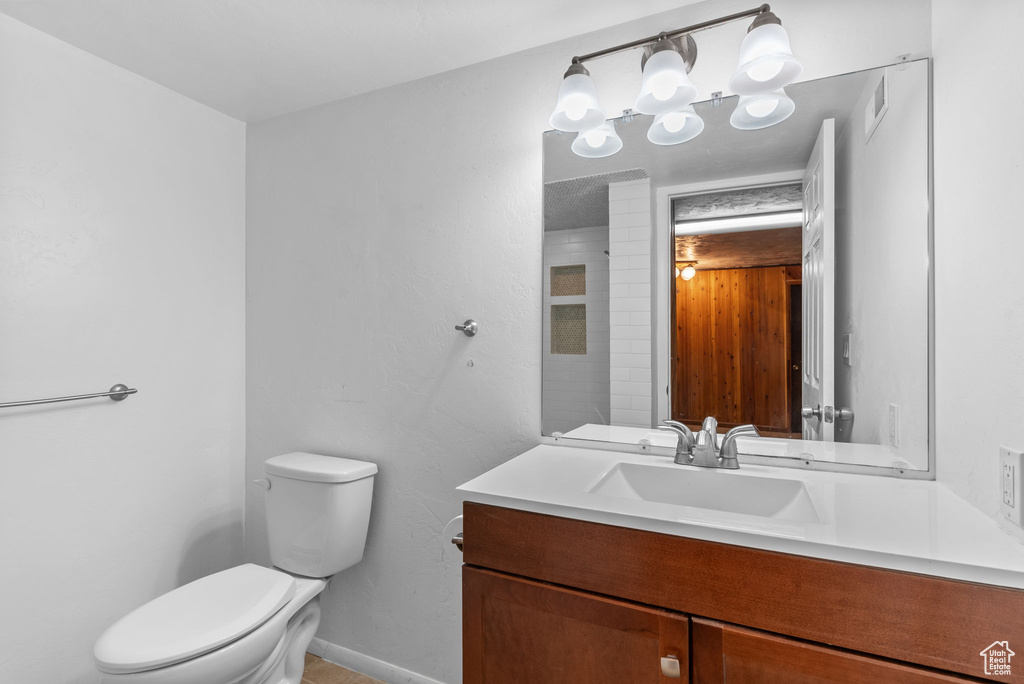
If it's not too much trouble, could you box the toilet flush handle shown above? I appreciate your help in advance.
[251,478,271,491]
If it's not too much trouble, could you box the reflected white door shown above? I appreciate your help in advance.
[801,119,835,442]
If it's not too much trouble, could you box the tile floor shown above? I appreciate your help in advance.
[301,653,385,684]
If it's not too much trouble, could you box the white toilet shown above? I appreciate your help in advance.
[93,453,376,684]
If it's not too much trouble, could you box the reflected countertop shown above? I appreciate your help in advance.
[457,443,1024,590]
[560,423,917,470]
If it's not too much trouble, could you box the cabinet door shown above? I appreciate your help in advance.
[464,567,689,683]
[691,618,976,683]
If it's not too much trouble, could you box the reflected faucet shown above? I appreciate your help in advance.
[658,417,760,469]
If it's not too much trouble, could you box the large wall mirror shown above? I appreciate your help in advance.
[542,59,932,474]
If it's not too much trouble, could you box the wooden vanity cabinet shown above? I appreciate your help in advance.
[463,502,1024,684]
[464,567,689,683]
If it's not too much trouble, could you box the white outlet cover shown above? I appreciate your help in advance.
[1000,446,1024,530]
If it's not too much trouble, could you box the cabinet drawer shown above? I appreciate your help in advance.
[464,567,689,683]
[691,618,981,683]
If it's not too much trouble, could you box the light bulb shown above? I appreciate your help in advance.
[662,112,687,133]
[675,266,681,278]
[682,265,697,280]
[650,74,678,101]
[563,95,588,121]
[747,59,784,83]
[745,98,780,118]
[584,129,608,148]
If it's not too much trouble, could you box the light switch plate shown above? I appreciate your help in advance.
[1000,446,1024,529]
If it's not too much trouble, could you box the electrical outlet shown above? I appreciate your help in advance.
[1001,446,1024,529]
[888,404,899,448]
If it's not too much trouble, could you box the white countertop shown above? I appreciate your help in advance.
[457,444,1024,589]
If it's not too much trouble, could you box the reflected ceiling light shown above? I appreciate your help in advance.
[679,263,698,280]
[635,39,698,115]
[729,11,803,95]
[547,5,803,154]
[549,63,606,132]
[647,106,704,146]
[675,210,802,235]
[571,120,623,158]
[729,88,795,130]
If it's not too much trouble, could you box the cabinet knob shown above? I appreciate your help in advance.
[660,655,681,678]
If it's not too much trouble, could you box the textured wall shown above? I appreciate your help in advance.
[245,1,933,682]
[0,15,246,683]
[933,0,1024,523]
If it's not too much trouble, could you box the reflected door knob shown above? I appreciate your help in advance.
[801,404,822,420]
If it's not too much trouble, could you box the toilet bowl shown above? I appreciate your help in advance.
[94,453,376,684]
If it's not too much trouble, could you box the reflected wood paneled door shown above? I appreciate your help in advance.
[672,265,792,432]
[464,567,689,683]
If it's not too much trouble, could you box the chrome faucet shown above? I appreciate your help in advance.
[690,416,720,467]
[657,420,695,465]
[658,417,760,469]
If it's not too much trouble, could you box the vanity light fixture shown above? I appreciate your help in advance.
[548,4,802,158]
[728,11,803,95]
[635,38,699,116]
[571,119,624,158]
[549,63,606,132]
[648,105,705,146]
[729,88,796,130]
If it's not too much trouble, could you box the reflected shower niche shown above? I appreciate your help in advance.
[542,59,932,476]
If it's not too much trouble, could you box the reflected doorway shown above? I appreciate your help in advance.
[670,224,803,438]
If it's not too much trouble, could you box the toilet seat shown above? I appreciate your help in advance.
[94,564,296,675]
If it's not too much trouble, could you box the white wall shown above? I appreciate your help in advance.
[246,2,932,682]
[0,15,246,683]
[933,0,1024,520]
[834,60,930,470]
[543,226,610,434]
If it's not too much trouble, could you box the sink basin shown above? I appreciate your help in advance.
[589,463,819,523]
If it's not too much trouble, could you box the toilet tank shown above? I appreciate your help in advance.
[263,452,377,578]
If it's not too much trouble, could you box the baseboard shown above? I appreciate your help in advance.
[308,638,447,684]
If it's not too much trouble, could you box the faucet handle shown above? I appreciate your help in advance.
[718,425,761,469]
[661,420,695,448]
[658,422,695,465]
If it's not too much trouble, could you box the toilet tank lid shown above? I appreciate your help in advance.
[93,564,295,674]
[265,452,378,483]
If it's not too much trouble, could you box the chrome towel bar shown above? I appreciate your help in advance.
[0,383,138,409]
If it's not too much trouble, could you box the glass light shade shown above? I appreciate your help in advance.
[570,120,622,158]
[635,48,698,115]
[647,106,704,146]
[728,23,803,95]
[729,89,795,130]
[681,264,697,280]
[550,71,606,132]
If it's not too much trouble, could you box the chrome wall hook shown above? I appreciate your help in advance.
[455,319,478,337]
